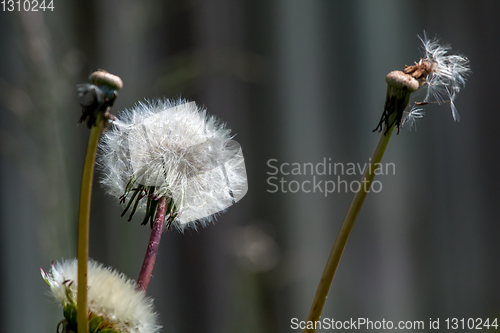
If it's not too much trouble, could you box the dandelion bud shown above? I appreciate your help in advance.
[98,99,248,231]
[41,259,160,333]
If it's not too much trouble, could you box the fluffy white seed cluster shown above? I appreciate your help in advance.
[41,259,160,333]
[401,33,470,129]
[98,99,248,230]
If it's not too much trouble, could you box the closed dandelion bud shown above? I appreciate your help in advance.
[41,259,161,333]
[98,99,248,231]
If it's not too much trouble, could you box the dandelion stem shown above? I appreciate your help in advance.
[303,121,395,333]
[137,196,167,292]
[77,122,103,333]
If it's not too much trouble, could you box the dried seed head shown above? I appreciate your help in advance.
[414,33,470,122]
[403,59,434,82]
[90,69,123,90]
[375,33,470,133]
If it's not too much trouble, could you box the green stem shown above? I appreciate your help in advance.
[77,122,103,333]
[303,122,395,333]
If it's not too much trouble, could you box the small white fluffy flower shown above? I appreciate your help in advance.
[41,259,160,333]
[404,33,470,122]
[98,99,248,231]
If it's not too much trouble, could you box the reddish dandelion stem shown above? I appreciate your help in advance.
[137,196,167,292]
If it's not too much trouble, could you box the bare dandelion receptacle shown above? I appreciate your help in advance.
[374,70,419,134]
[90,70,124,90]
[78,70,123,128]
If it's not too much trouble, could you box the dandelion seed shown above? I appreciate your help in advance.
[401,106,425,131]
[41,259,161,333]
[98,99,248,231]
[404,32,470,122]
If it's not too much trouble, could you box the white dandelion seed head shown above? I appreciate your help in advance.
[41,259,161,333]
[417,32,471,121]
[98,98,248,231]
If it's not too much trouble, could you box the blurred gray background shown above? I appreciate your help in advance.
[1,1,499,332]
